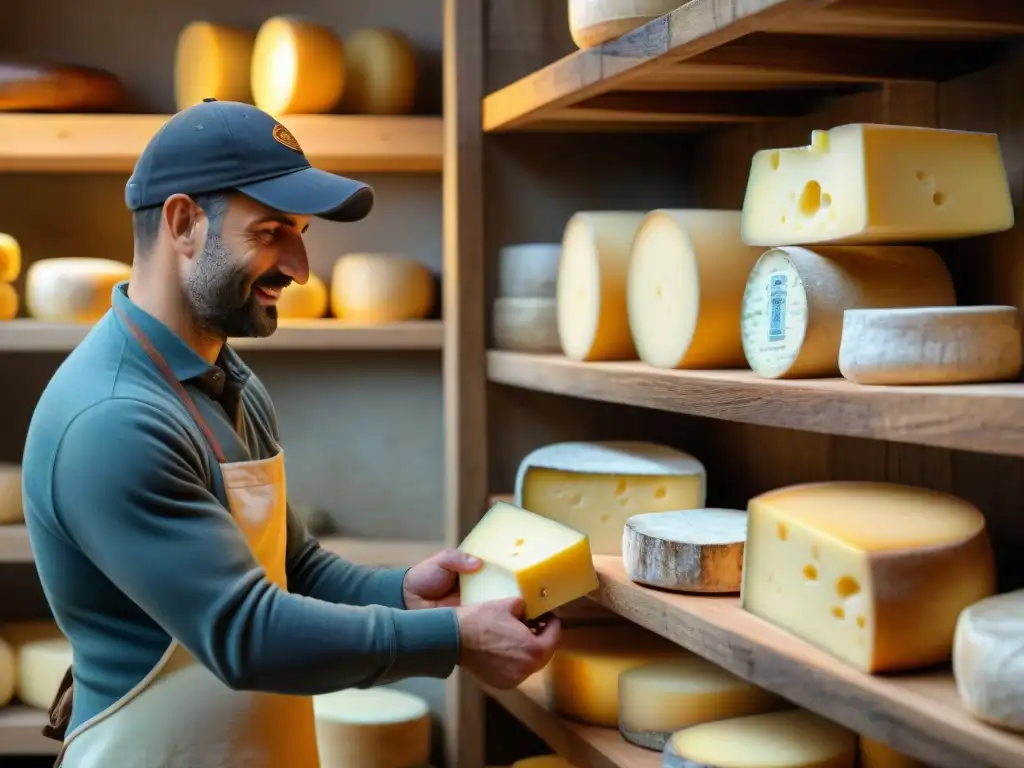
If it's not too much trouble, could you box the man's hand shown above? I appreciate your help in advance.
[402,549,482,610]
[455,597,561,689]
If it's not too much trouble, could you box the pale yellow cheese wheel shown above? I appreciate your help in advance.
[568,0,681,49]
[313,686,431,767]
[330,254,433,323]
[0,232,22,282]
[17,637,72,710]
[251,16,345,115]
[0,282,17,321]
[0,463,23,524]
[174,21,257,111]
[26,258,132,323]
[0,638,14,708]
[337,29,418,115]
[277,274,329,319]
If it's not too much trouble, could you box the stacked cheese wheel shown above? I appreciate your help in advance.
[492,243,561,353]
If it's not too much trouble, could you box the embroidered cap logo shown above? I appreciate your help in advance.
[272,123,302,153]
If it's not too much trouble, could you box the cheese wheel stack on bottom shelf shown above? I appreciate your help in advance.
[174,22,256,110]
[250,16,344,115]
[330,254,434,323]
[0,233,21,320]
[25,257,132,323]
[493,243,561,353]
[0,463,23,524]
[337,29,418,115]
[313,686,431,767]
[567,0,681,49]
[276,273,329,319]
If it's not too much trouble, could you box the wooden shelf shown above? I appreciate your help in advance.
[0,319,443,353]
[484,672,659,768]
[482,0,1024,132]
[0,114,444,173]
[487,351,1024,458]
[0,706,56,755]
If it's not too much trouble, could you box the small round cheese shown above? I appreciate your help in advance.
[174,22,257,111]
[0,463,23,524]
[492,297,560,353]
[498,243,561,299]
[568,0,681,49]
[276,274,329,319]
[251,17,344,115]
[26,257,132,323]
[0,282,18,321]
[330,254,434,323]
[17,637,72,710]
[0,232,22,282]
[313,686,431,767]
[338,28,418,115]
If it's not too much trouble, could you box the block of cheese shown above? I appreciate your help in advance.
[618,657,786,750]
[953,588,1024,733]
[493,298,560,352]
[17,637,72,709]
[0,282,17,321]
[623,509,747,593]
[548,625,688,727]
[330,254,434,323]
[568,0,681,49]
[498,243,561,299]
[740,124,1014,246]
[515,441,706,556]
[662,709,857,768]
[740,245,955,379]
[627,209,763,369]
[26,258,132,324]
[337,28,418,115]
[313,686,430,767]
[0,638,14,707]
[276,273,329,319]
[557,211,646,361]
[859,736,929,768]
[741,482,996,673]
[457,501,598,620]
[0,463,23,524]
[174,22,256,111]
[0,232,21,282]
[512,757,576,768]
[838,305,1022,385]
[251,17,344,115]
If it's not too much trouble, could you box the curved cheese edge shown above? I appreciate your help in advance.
[0,282,17,321]
[313,686,431,766]
[337,28,418,115]
[953,588,1024,733]
[25,257,132,324]
[740,245,955,379]
[627,209,762,369]
[251,16,344,115]
[330,253,434,323]
[567,0,681,49]
[0,232,22,282]
[0,462,23,524]
[313,686,430,724]
[277,273,329,319]
[839,305,1022,385]
[741,481,996,673]
[492,297,560,353]
[174,21,256,111]
[498,242,561,299]
[623,509,747,593]
[859,736,930,768]
[17,637,72,710]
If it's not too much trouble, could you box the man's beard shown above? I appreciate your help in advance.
[186,231,290,339]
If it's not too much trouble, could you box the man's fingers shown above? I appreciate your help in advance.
[531,615,562,653]
[433,548,483,574]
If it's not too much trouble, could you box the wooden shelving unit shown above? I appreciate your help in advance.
[0,707,57,756]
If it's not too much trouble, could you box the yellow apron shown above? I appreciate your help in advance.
[46,308,320,767]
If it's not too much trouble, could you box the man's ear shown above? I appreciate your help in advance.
[162,194,205,260]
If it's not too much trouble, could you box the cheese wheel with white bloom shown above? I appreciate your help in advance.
[330,254,434,323]
[568,0,681,49]
[26,258,132,323]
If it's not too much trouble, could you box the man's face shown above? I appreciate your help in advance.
[187,195,311,338]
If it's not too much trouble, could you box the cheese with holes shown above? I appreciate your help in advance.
[330,254,434,323]
[952,589,1024,733]
[0,233,21,282]
[0,638,14,707]
[277,273,328,319]
[457,501,598,620]
[548,626,688,727]
[740,245,955,379]
[0,282,17,321]
[839,305,1022,385]
[859,737,929,768]
[627,209,762,369]
[174,22,256,110]
[623,509,747,593]
[663,709,857,768]
[741,482,996,673]
[26,258,132,323]
[618,658,786,750]
[0,463,23,524]
[337,29,417,115]
[740,124,1014,246]
[498,243,561,299]
[557,211,646,361]
[568,0,681,49]
[512,757,577,768]
[313,686,431,767]
[17,637,72,709]
[493,297,560,352]
[516,441,706,556]
[251,17,344,115]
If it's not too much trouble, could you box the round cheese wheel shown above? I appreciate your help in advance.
[0,282,17,321]
[330,254,433,323]
[498,243,561,299]
[313,686,431,767]
[568,0,681,49]
[17,637,72,710]
[338,29,418,115]
[26,258,132,324]
[0,232,22,282]
[0,638,14,707]
[492,297,560,352]
[251,17,344,115]
[0,463,23,524]
[174,22,257,111]
[277,273,329,319]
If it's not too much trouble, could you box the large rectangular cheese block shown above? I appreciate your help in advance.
[740,124,1014,246]
[741,482,996,673]
[515,441,706,555]
[457,501,598,620]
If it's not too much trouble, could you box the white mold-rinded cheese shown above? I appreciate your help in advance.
[492,297,560,353]
[498,243,561,299]
[174,22,257,111]
[251,16,344,115]
[568,1,681,49]
[26,258,132,323]
[313,686,431,767]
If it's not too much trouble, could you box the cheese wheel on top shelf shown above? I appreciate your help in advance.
[859,736,930,768]
[498,243,561,299]
[492,297,560,352]
[952,588,1024,733]
[0,463,23,524]
[662,709,857,768]
[174,22,256,111]
[276,273,329,319]
[557,211,645,361]
[337,28,418,115]
[330,254,433,323]
[568,0,681,49]
[838,305,1022,385]
[627,209,762,369]
[515,441,706,556]
[26,258,132,323]
[313,686,431,767]
[740,245,955,379]
[0,282,17,320]
[741,482,995,673]
[17,637,72,710]
[251,17,344,115]
[623,508,747,593]
[0,232,22,282]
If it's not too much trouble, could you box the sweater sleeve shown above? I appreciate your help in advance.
[50,398,460,695]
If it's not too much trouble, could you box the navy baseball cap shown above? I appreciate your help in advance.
[125,99,373,222]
